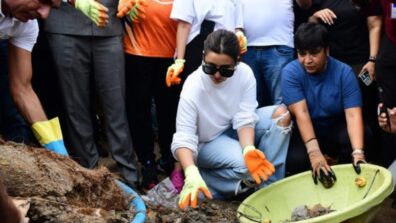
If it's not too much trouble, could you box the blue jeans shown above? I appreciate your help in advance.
[0,40,33,143]
[196,105,292,199]
[243,45,294,107]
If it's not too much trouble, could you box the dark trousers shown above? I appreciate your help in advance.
[179,20,215,82]
[286,120,372,175]
[376,34,396,166]
[125,54,179,166]
[47,33,138,185]
[376,34,396,108]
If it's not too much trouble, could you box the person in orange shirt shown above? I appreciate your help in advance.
[122,0,183,191]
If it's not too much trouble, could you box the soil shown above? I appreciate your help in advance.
[145,199,240,223]
[0,141,135,223]
[3,139,396,222]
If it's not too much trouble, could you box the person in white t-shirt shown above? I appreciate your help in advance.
[241,0,311,106]
[172,29,292,210]
[0,0,71,156]
[0,0,112,155]
[165,0,246,88]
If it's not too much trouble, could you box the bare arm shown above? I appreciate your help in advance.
[345,107,365,150]
[289,100,333,176]
[237,127,255,150]
[175,20,192,60]
[360,15,382,79]
[8,43,47,124]
[288,100,316,143]
[175,148,195,170]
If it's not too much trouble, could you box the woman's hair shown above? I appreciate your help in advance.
[295,22,329,51]
[203,29,240,63]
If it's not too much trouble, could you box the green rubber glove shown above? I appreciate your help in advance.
[75,0,109,27]
[178,166,212,210]
[166,59,185,87]
[117,0,147,22]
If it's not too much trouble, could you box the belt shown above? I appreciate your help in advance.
[248,46,272,50]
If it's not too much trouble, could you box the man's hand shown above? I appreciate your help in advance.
[378,104,396,134]
[243,145,275,184]
[11,198,30,223]
[117,0,147,22]
[75,0,109,27]
[352,149,366,174]
[178,166,212,210]
[166,59,185,87]
[235,30,247,54]
[360,62,375,81]
[306,139,336,186]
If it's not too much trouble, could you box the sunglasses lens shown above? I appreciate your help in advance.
[219,68,234,77]
[202,64,217,75]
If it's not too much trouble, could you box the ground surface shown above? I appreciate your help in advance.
[99,154,396,223]
[1,140,395,222]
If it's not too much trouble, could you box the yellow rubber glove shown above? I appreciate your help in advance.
[31,117,69,156]
[178,166,212,210]
[236,30,247,54]
[117,0,147,23]
[166,59,185,87]
[243,145,275,184]
[75,0,109,27]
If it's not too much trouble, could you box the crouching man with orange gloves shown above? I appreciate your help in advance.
[171,30,292,210]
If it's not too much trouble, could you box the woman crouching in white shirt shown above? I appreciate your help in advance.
[171,29,292,210]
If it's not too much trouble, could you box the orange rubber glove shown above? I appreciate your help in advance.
[236,30,247,54]
[117,0,147,22]
[166,59,185,87]
[243,145,275,184]
[178,165,212,210]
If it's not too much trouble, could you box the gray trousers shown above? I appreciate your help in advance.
[47,33,138,185]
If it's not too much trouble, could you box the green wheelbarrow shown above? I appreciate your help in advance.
[237,164,394,223]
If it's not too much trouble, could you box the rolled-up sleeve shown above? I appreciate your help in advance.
[10,19,38,52]
[171,97,199,160]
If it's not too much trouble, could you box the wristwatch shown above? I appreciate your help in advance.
[368,56,377,63]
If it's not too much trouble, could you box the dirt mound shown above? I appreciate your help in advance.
[0,142,134,222]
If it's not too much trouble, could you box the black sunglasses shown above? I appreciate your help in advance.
[201,61,236,78]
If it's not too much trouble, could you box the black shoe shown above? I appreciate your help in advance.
[141,161,158,190]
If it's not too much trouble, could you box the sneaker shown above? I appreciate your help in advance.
[170,169,184,193]
[141,161,159,190]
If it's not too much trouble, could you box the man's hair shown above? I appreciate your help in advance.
[203,29,240,63]
[295,22,329,51]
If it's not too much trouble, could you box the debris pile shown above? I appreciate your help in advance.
[0,142,135,222]
[284,203,335,222]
